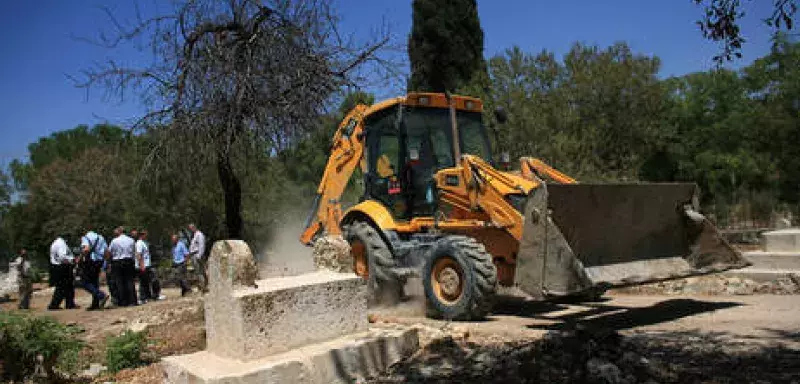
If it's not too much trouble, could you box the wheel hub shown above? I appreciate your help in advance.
[438,267,461,297]
[431,256,465,304]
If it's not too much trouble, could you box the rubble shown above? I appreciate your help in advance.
[613,274,800,296]
[312,235,352,273]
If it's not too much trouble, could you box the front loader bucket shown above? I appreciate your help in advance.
[515,183,750,298]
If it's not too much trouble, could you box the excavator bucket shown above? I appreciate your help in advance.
[515,183,750,298]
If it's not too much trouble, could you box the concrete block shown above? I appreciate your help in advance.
[723,268,800,283]
[204,240,368,361]
[163,328,419,384]
[762,228,800,252]
[743,251,800,270]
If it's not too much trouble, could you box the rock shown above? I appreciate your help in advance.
[82,363,107,378]
[312,235,352,272]
[128,320,149,333]
[0,268,20,297]
[586,358,624,384]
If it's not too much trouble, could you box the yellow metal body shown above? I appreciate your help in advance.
[301,92,558,285]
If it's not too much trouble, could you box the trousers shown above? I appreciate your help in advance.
[111,259,137,306]
[48,264,76,309]
[138,267,161,301]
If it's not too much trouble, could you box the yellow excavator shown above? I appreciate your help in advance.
[301,92,748,320]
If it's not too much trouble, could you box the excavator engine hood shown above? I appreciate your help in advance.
[515,183,750,298]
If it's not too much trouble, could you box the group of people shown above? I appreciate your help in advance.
[13,223,207,311]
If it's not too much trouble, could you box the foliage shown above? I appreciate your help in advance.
[105,330,148,373]
[0,312,83,381]
[487,42,665,180]
[408,0,488,94]
[695,0,797,62]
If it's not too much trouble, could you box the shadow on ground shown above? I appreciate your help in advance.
[371,297,800,383]
[527,298,742,331]
[371,326,800,383]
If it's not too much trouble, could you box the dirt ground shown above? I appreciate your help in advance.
[371,292,800,383]
[0,285,205,383]
[2,279,800,383]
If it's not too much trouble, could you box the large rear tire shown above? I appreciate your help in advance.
[343,221,403,305]
[423,236,497,320]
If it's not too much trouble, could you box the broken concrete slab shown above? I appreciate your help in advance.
[762,228,800,252]
[742,251,800,270]
[163,328,419,384]
[205,240,368,361]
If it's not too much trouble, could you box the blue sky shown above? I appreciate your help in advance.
[0,0,775,167]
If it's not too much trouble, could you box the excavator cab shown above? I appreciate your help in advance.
[364,100,494,220]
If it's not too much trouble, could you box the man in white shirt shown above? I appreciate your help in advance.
[135,230,162,302]
[80,227,109,310]
[106,227,137,307]
[48,235,78,310]
[188,224,208,292]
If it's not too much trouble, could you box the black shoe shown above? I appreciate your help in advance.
[99,295,109,309]
[66,305,81,310]
[47,306,61,311]
[86,306,100,311]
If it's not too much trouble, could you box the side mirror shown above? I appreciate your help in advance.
[494,106,508,124]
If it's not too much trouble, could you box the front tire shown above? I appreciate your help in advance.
[423,236,497,320]
[343,221,403,305]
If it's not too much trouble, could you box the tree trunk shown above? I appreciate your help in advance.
[217,154,243,238]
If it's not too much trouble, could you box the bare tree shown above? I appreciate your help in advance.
[75,0,395,238]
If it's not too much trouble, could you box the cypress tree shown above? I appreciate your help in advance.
[408,0,487,94]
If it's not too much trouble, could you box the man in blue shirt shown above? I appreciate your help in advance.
[80,227,109,310]
[172,233,191,296]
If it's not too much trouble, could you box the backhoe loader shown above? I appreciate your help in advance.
[300,92,749,320]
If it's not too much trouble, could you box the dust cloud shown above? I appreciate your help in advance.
[256,219,315,278]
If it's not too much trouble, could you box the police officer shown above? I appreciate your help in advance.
[48,235,78,310]
[14,248,32,310]
[80,227,109,310]
[106,227,137,307]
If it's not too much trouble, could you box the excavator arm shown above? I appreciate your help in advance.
[519,157,577,184]
[300,105,368,245]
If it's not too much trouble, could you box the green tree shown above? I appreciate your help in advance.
[486,43,665,180]
[9,124,126,191]
[408,0,488,94]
